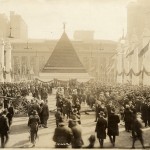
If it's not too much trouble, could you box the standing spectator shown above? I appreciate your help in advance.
[107,108,120,147]
[141,100,149,127]
[124,105,132,132]
[6,102,14,128]
[40,100,49,128]
[106,100,113,117]
[95,111,107,148]
[0,110,9,148]
[55,108,62,127]
[147,101,150,126]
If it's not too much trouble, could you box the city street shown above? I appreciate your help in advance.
[5,94,150,148]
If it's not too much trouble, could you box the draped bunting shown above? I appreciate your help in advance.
[35,78,54,83]
[34,78,93,86]
[117,67,150,76]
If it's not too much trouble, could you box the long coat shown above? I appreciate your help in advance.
[41,104,49,117]
[71,123,84,148]
[107,113,120,136]
[95,117,107,139]
[124,108,132,123]
[0,115,9,134]
[141,103,148,122]
[53,124,73,147]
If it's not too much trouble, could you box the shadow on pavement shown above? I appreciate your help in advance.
[10,123,29,135]
[11,139,30,147]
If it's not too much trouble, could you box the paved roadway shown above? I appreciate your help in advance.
[5,94,150,148]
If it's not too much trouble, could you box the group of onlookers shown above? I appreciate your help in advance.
[52,82,150,149]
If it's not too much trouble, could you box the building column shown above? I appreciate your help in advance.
[5,40,12,82]
[0,39,4,82]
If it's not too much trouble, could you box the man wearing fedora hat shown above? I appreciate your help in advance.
[95,111,107,148]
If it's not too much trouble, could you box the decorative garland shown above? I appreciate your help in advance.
[117,67,150,76]
[35,78,54,83]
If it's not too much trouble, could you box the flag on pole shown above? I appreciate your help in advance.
[106,54,116,73]
[138,42,149,57]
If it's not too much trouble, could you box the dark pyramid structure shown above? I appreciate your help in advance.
[42,32,87,73]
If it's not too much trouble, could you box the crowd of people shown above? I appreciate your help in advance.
[0,80,150,148]
[0,81,51,148]
[53,81,150,149]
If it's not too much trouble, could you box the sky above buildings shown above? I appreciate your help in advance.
[1,0,133,41]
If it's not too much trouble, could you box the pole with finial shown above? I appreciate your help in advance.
[8,26,13,38]
[63,22,66,32]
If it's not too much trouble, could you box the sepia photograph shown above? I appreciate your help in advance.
[0,0,150,149]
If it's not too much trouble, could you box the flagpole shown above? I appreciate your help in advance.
[120,38,125,84]
[139,41,150,85]
[122,51,124,84]
[141,54,144,86]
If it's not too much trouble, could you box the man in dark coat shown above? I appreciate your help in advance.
[6,102,14,127]
[107,108,120,147]
[71,117,84,148]
[124,105,132,132]
[53,120,73,148]
[141,100,149,127]
[0,110,9,148]
[147,101,150,126]
[95,111,107,148]
[28,110,40,147]
[40,100,49,128]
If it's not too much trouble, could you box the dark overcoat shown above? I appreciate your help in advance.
[41,104,49,117]
[141,103,148,121]
[95,117,107,139]
[71,124,84,148]
[0,115,9,134]
[124,108,132,123]
[53,124,73,146]
[107,113,120,136]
